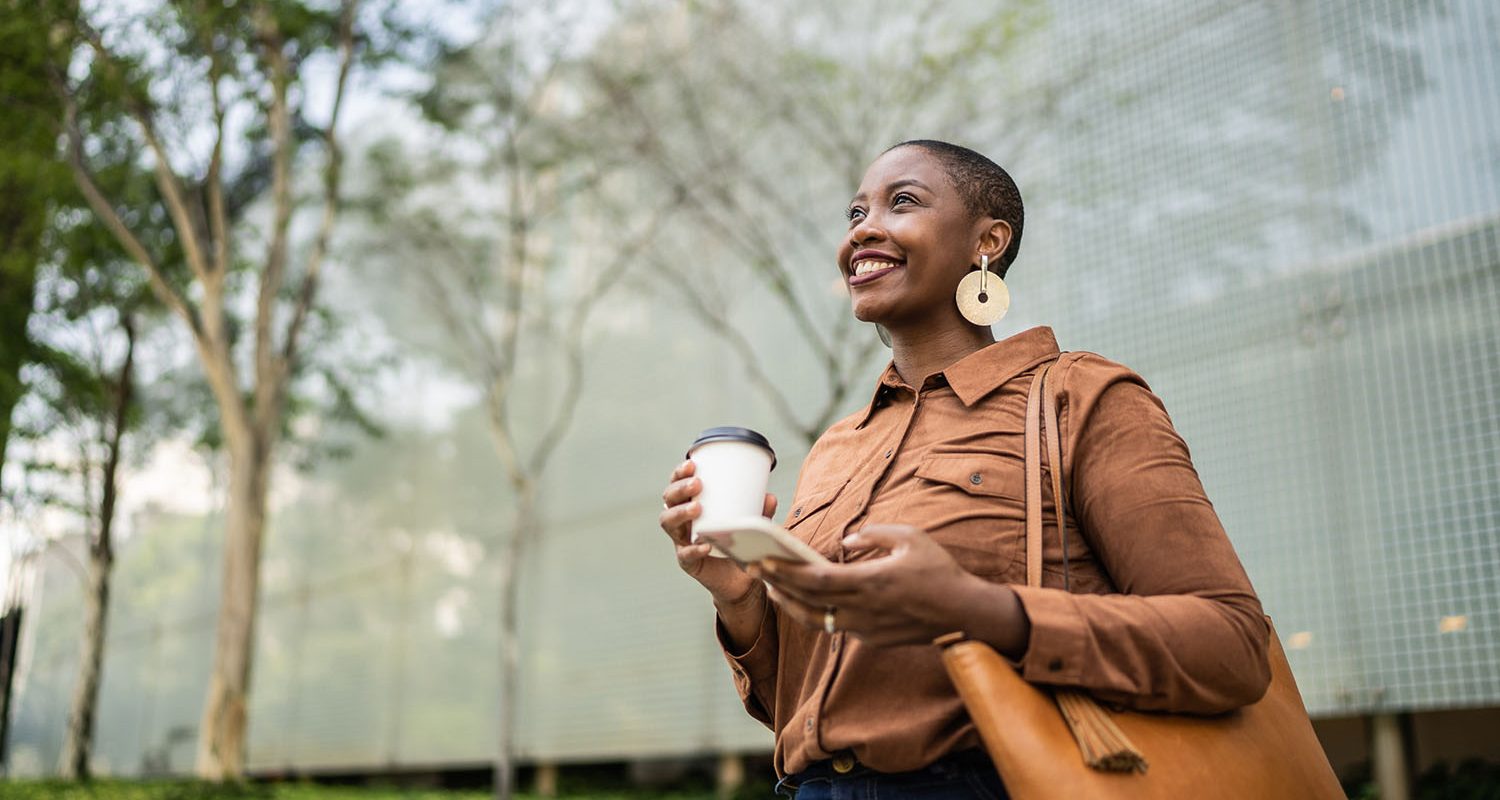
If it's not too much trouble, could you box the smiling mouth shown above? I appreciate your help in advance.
[851,258,903,280]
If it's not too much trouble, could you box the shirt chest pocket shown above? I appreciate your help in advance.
[782,484,841,551]
[910,452,1027,578]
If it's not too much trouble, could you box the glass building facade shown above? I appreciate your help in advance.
[6,0,1498,780]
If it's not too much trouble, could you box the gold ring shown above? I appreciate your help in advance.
[823,607,837,635]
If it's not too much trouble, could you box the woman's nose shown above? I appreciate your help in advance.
[849,213,886,247]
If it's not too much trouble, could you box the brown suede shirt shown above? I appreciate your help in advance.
[716,325,1271,779]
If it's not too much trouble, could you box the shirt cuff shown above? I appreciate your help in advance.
[1010,584,1088,685]
[715,595,778,693]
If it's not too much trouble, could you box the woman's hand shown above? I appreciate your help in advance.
[658,459,777,607]
[757,524,1030,654]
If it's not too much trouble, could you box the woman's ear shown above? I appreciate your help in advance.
[975,218,1013,266]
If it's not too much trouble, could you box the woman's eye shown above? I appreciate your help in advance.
[892,192,916,206]
[846,206,865,221]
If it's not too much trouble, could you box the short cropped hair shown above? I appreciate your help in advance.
[887,140,1024,275]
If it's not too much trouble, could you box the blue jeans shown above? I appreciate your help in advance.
[773,749,1009,799]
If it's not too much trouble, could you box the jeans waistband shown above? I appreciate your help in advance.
[777,747,995,792]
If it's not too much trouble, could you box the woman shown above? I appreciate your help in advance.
[658,140,1271,799]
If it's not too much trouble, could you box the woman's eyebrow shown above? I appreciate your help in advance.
[886,178,931,193]
[850,178,932,204]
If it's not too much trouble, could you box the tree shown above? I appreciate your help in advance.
[0,1,74,762]
[352,4,673,795]
[0,0,71,508]
[17,96,192,777]
[593,0,1079,444]
[21,300,143,781]
[46,0,372,778]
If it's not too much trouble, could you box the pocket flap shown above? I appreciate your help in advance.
[784,485,839,530]
[915,452,1025,500]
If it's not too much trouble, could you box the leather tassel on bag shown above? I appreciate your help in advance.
[1054,689,1147,773]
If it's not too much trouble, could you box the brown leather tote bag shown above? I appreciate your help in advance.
[935,359,1344,799]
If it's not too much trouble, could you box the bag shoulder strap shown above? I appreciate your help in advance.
[1024,355,1070,589]
[1023,361,1051,588]
[1023,353,1147,772]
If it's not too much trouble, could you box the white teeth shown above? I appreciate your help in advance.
[853,259,900,277]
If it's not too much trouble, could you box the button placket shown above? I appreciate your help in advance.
[814,391,925,755]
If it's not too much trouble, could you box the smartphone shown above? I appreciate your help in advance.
[694,517,831,566]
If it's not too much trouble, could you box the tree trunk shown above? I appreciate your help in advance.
[58,312,133,780]
[194,441,271,780]
[58,541,111,779]
[495,477,537,800]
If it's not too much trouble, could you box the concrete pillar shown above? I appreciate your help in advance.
[1371,713,1409,800]
[534,761,559,798]
[716,752,745,799]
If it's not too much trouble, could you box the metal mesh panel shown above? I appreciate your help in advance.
[1015,0,1500,714]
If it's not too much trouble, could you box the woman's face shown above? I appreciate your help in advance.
[836,146,990,329]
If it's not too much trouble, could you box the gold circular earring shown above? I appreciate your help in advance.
[955,253,1009,326]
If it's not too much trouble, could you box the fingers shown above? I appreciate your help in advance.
[675,541,716,570]
[658,501,700,545]
[765,582,824,629]
[662,475,702,508]
[765,582,884,638]
[659,461,705,546]
[843,524,921,552]
[759,559,867,602]
[762,492,778,519]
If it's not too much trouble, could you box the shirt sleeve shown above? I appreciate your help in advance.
[714,586,779,730]
[1008,353,1272,714]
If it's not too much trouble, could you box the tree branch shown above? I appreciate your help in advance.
[252,6,295,433]
[526,200,678,474]
[75,18,213,284]
[648,256,813,443]
[280,0,359,374]
[207,56,230,278]
[55,75,202,339]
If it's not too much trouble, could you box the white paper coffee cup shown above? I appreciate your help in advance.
[687,427,777,557]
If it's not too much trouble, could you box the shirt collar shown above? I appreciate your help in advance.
[946,325,1061,405]
[855,325,1060,428]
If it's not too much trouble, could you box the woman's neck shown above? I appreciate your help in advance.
[889,322,996,387]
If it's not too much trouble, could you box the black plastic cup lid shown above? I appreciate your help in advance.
[687,426,776,470]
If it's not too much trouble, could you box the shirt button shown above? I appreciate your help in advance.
[794,507,803,517]
[884,449,893,458]
[805,717,815,732]
[969,473,983,485]
[832,753,856,773]
[1048,658,1065,672]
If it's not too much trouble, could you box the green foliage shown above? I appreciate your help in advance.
[0,780,270,800]
[1341,759,1500,800]
[1414,759,1500,800]
[0,0,75,475]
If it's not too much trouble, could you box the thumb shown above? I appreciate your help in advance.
[844,523,921,552]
